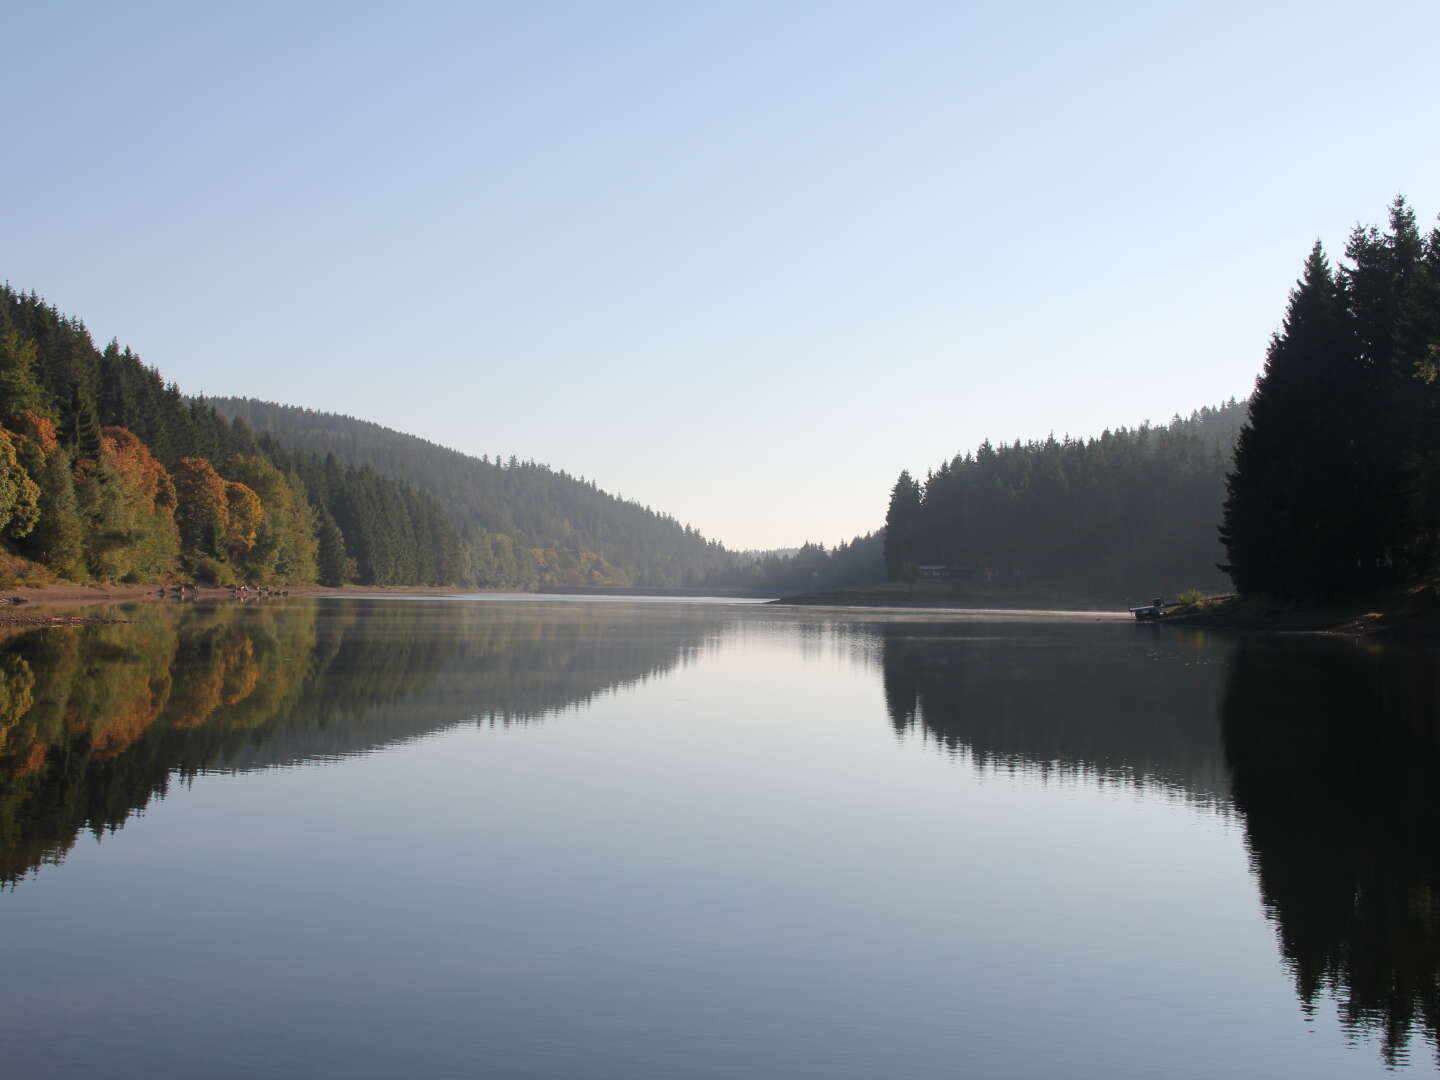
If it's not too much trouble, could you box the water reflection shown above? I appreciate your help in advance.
[878,622,1233,805]
[0,599,709,884]
[879,621,1440,1068]
[5,600,1440,1072]
[1222,637,1440,1068]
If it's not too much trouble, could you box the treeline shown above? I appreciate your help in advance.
[207,398,738,588]
[0,286,785,589]
[1221,197,1440,598]
[882,401,1247,603]
[703,532,884,595]
[0,285,465,586]
[0,285,863,593]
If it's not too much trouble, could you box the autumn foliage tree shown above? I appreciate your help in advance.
[226,456,318,584]
[223,480,264,567]
[0,429,41,542]
[173,458,231,580]
[98,427,180,580]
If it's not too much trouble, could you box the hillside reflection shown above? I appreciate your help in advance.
[1222,638,1440,1068]
[878,623,1232,804]
[0,599,708,884]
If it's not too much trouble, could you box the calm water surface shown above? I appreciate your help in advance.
[1,597,1436,1078]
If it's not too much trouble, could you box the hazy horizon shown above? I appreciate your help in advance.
[6,3,1438,548]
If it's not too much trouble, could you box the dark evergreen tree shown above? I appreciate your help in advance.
[1220,243,1359,597]
[59,381,103,460]
[0,334,50,424]
[1411,219,1440,565]
[316,507,349,586]
[884,470,923,580]
[1341,196,1436,577]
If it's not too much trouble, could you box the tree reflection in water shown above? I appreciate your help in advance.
[1222,638,1440,1068]
[880,621,1440,1068]
[878,622,1233,805]
[0,599,707,885]
[8,605,1439,1069]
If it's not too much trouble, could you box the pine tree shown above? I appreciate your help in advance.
[316,507,349,586]
[1221,242,1366,597]
[884,470,923,580]
[0,334,51,424]
[59,381,103,460]
[23,448,86,578]
[1341,197,1434,577]
[1409,221,1440,565]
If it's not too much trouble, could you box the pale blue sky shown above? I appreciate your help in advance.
[6,2,1437,548]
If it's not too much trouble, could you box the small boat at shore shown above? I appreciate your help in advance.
[1130,596,1170,620]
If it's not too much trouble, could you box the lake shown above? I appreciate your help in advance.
[1,596,1436,1078]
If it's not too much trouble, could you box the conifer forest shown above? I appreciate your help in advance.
[885,197,1440,605]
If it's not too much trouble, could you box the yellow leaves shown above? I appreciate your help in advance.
[223,481,264,554]
[175,457,227,511]
[0,427,41,540]
[172,457,272,577]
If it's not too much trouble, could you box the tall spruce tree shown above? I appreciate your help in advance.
[316,506,349,586]
[884,470,923,580]
[1341,197,1433,576]
[1220,242,1362,598]
[22,448,85,578]
[1410,220,1440,565]
[0,334,50,424]
[59,381,103,460]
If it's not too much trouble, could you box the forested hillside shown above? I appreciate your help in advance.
[880,198,1440,608]
[0,286,874,593]
[0,286,468,587]
[0,287,757,588]
[883,401,1247,603]
[206,398,735,587]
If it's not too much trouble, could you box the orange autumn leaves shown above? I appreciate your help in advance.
[73,428,183,581]
[172,456,305,583]
[0,410,312,585]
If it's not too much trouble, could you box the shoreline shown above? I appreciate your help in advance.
[9,581,1438,638]
[1149,583,1440,639]
[0,581,1134,629]
[775,582,1440,639]
[772,582,1126,612]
